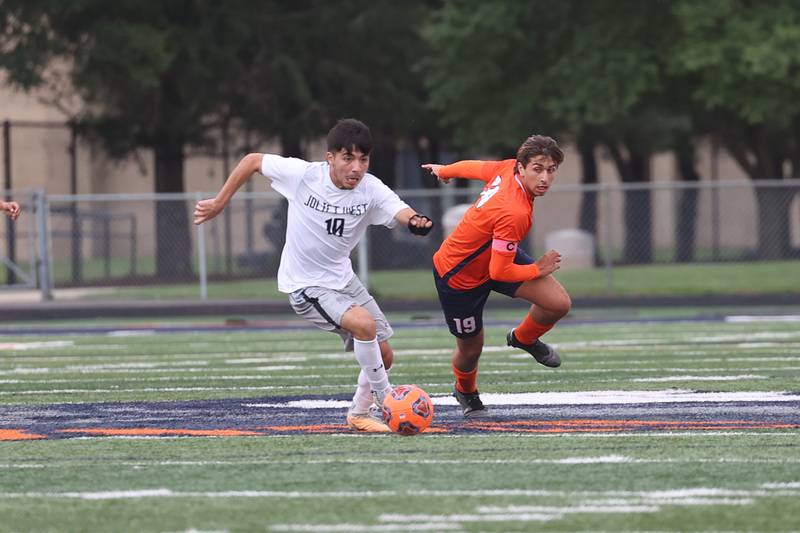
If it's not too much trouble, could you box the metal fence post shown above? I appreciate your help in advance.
[196,193,208,300]
[601,185,614,294]
[34,190,53,301]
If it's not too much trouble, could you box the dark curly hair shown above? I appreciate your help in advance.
[327,118,373,155]
[516,135,564,168]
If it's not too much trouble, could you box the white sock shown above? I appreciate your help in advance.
[353,337,391,398]
[350,370,373,414]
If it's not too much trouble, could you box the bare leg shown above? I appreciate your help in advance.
[451,330,489,417]
[514,275,572,325]
[452,330,484,373]
[508,275,571,367]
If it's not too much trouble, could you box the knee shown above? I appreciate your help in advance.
[457,342,483,362]
[553,293,572,319]
[346,306,376,340]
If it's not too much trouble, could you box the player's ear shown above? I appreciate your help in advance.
[325,151,335,165]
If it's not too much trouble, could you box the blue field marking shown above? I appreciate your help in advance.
[2,393,799,440]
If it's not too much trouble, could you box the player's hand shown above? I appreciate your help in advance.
[408,213,433,236]
[421,164,450,184]
[535,250,562,277]
[2,201,20,221]
[193,198,224,225]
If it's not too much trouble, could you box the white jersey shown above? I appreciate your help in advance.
[260,154,410,293]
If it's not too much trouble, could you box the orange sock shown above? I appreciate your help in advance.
[514,314,553,344]
[452,364,478,394]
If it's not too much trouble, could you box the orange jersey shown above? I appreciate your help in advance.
[433,159,538,290]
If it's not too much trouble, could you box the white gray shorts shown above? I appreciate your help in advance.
[288,275,394,351]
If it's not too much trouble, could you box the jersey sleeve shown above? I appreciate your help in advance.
[488,247,540,282]
[438,160,510,183]
[367,176,411,228]
[487,211,539,282]
[259,154,311,200]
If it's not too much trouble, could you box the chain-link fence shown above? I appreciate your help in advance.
[0,189,40,290]
[1,179,798,301]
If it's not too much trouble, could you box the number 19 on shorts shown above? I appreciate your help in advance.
[453,316,477,334]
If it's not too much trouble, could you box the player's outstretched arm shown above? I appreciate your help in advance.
[1,201,20,221]
[422,160,492,184]
[194,153,263,225]
[394,207,434,236]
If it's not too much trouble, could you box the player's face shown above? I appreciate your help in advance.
[327,148,370,190]
[517,155,558,197]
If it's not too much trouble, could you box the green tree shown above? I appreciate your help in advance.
[671,0,800,259]
[424,0,681,264]
[1,0,264,278]
[1,0,439,279]
[239,0,434,184]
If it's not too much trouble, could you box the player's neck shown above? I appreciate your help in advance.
[513,173,533,201]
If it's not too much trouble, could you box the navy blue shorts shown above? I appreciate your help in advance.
[434,248,534,338]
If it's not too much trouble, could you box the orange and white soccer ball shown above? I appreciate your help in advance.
[381,384,434,435]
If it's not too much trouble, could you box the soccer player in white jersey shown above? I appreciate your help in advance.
[194,119,433,432]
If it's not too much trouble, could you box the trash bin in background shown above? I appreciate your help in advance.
[545,228,595,270]
[442,204,472,237]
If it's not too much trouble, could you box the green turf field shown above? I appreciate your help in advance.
[68,260,800,300]
[1,310,799,532]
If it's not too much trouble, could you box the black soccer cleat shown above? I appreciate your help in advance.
[453,387,488,418]
[507,329,561,368]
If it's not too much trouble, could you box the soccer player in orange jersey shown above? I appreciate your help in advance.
[422,135,570,418]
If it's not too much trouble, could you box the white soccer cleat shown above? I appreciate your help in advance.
[346,406,390,433]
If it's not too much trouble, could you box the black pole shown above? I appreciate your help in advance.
[3,120,16,285]
[69,122,82,283]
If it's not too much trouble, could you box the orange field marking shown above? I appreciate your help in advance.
[0,429,47,441]
[464,419,800,433]
[5,418,797,441]
[261,424,347,433]
[260,424,451,434]
[419,426,449,433]
[59,428,262,437]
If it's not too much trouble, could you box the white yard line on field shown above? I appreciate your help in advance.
[0,486,793,531]
[1,487,798,500]
[372,494,757,527]
[4,383,799,397]
[726,315,800,322]
[270,524,462,532]
[0,384,350,395]
[630,375,766,382]
[555,331,800,350]
[246,389,800,409]
[6,456,800,469]
[3,368,793,385]
[0,375,332,384]
[1,361,797,379]
[761,482,800,488]
[0,341,74,350]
